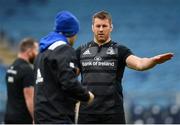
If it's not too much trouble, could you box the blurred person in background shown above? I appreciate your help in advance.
[4,37,38,124]
[76,10,173,124]
[34,11,94,124]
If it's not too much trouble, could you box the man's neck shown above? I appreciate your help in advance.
[94,37,111,46]
[18,53,29,63]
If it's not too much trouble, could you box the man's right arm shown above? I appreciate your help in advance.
[53,45,94,103]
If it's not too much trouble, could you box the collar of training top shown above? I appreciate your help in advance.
[92,40,112,47]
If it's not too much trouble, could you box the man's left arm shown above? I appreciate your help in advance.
[22,66,35,120]
[126,52,174,71]
[23,87,34,120]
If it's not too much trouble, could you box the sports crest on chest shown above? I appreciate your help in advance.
[80,45,118,68]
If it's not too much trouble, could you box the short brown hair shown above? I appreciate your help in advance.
[92,10,112,24]
[19,37,37,52]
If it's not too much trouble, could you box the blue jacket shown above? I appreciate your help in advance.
[39,32,68,53]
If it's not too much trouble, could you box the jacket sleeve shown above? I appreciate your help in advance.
[50,45,90,102]
[75,46,81,69]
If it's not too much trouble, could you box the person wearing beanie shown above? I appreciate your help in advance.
[34,11,94,124]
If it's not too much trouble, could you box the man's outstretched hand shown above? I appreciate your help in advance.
[152,53,174,64]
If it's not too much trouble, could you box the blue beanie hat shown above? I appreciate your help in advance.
[54,11,80,37]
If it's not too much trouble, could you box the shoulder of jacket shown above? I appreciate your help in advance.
[48,41,67,51]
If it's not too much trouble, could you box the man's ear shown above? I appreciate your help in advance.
[92,25,94,32]
[111,24,113,29]
[110,24,113,32]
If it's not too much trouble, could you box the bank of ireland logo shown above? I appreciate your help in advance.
[83,49,91,55]
[94,56,102,61]
[106,47,115,55]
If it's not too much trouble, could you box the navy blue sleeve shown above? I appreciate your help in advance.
[51,45,90,101]
[118,45,133,65]
[75,46,81,69]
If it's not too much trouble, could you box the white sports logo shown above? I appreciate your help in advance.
[94,56,102,61]
[69,62,75,68]
[83,49,91,55]
[106,47,115,55]
[36,68,44,84]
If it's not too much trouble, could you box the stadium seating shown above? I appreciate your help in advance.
[0,0,179,123]
[0,65,7,122]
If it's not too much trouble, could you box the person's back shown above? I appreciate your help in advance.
[5,38,38,123]
[34,11,94,124]
[34,41,86,123]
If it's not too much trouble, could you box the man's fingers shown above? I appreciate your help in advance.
[154,53,174,64]
[161,53,173,60]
